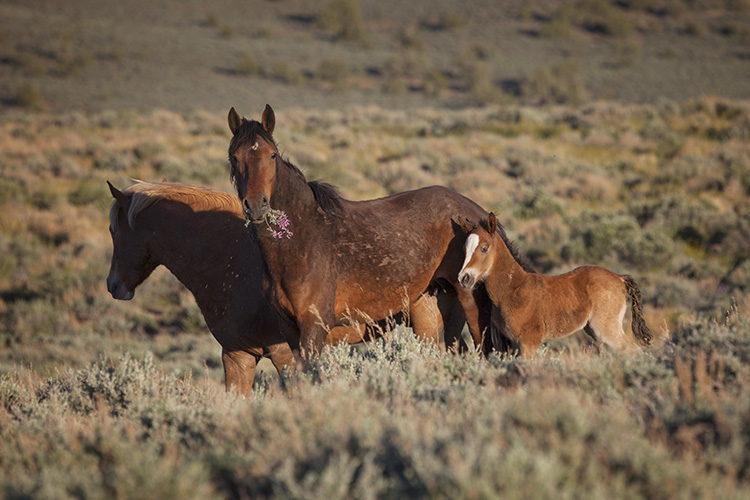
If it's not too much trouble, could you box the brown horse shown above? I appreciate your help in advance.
[106,180,459,395]
[226,105,498,363]
[458,212,653,358]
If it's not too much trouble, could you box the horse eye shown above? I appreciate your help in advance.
[271,152,278,160]
[481,246,489,253]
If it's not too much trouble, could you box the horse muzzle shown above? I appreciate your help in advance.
[107,275,135,300]
[458,271,477,290]
[242,195,270,224]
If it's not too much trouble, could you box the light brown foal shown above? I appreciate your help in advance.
[458,213,653,358]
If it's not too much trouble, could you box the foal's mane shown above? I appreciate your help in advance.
[229,119,343,216]
[110,180,238,231]
[494,222,537,274]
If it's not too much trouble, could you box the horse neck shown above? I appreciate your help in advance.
[484,234,529,305]
[140,202,243,301]
[258,162,323,245]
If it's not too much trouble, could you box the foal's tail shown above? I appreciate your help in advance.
[623,275,653,347]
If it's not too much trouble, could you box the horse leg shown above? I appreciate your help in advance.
[589,301,638,353]
[410,293,445,350]
[437,290,466,352]
[297,306,334,367]
[221,348,258,396]
[519,337,542,360]
[265,341,296,376]
[582,325,602,354]
[455,286,493,356]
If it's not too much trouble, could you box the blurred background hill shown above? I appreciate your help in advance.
[1,0,749,114]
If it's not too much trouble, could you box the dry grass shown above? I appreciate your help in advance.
[1,96,750,496]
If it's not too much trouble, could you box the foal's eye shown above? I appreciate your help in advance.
[481,245,489,253]
[271,152,278,160]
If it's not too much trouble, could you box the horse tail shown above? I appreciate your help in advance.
[622,275,653,347]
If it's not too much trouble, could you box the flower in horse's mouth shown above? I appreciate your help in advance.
[245,208,293,239]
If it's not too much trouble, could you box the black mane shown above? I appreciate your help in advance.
[495,222,536,274]
[229,118,343,217]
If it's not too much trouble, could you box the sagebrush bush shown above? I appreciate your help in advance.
[2,102,750,497]
[316,0,371,46]
[3,315,750,498]
[14,82,43,109]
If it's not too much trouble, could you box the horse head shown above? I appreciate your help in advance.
[227,104,280,224]
[458,212,498,290]
[105,181,157,300]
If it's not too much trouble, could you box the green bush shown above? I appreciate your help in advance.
[235,53,262,76]
[14,82,43,109]
[316,59,350,91]
[267,61,304,85]
[316,0,372,46]
[521,61,588,105]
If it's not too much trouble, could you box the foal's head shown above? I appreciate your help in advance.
[227,104,280,224]
[458,212,500,290]
[106,182,158,300]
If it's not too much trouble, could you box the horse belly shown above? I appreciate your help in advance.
[333,270,433,325]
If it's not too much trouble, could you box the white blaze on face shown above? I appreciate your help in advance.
[459,233,480,276]
[251,142,259,151]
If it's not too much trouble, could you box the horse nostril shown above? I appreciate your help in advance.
[261,196,268,208]
[243,198,251,211]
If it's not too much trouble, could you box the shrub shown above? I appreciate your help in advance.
[562,210,640,264]
[316,59,350,91]
[316,0,372,46]
[428,13,466,31]
[267,61,304,85]
[521,61,588,105]
[235,53,262,76]
[14,82,43,109]
[68,180,109,207]
[395,27,425,50]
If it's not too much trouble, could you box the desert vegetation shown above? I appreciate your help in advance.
[1,0,750,497]
[2,312,750,498]
[1,97,750,496]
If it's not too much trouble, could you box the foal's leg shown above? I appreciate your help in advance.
[582,325,602,354]
[437,290,466,352]
[222,348,258,396]
[456,286,493,355]
[589,300,637,353]
[519,336,543,360]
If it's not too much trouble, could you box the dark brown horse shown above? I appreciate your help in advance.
[106,180,457,394]
[226,105,496,363]
[458,212,653,358]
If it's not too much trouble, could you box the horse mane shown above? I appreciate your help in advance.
[229,119,343,217]
[494,222,537,274]
[110,180,239,231]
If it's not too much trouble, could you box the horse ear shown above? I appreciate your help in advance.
[262,104,275,136]
[459,217,475,233]
[228,107,242,135]
[487,212,497,235]
[107,181,130,205]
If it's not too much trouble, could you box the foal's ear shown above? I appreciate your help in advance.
[262,104,275,136]
[228,107,242,135]
[107,181,130,205]
[487,212,497,235]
